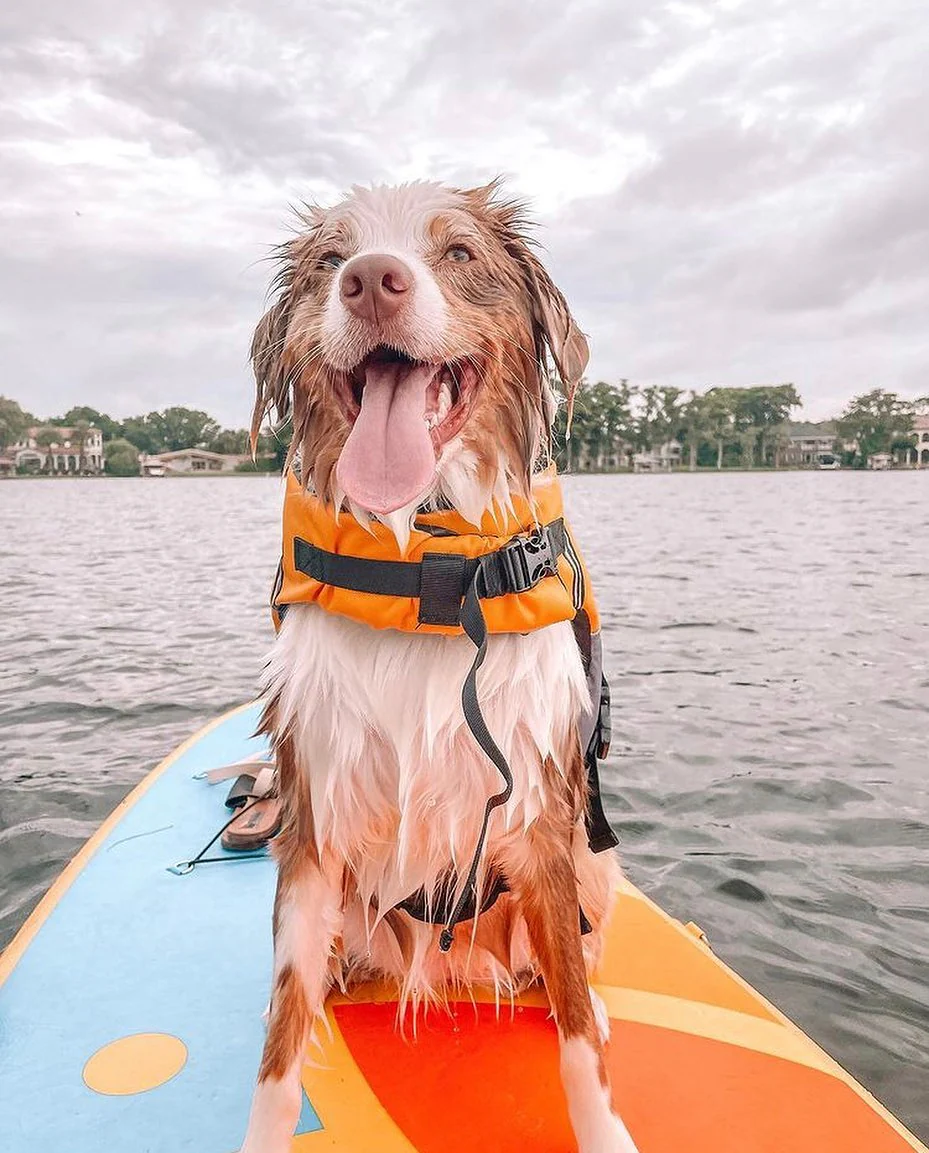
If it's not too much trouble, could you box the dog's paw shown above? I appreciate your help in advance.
[607,1111,640,1153]
[580,1111,640,1153]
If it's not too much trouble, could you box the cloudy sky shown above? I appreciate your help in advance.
[2,0,926,427]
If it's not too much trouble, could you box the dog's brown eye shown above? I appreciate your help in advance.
[320,252,345,269]
[444,245,472,263]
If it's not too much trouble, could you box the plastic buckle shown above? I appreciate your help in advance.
[499,528,557,594]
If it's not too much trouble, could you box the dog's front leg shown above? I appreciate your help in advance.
[240,848,342,1153]
[503,812,639,1153]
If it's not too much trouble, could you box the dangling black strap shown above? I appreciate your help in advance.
[439,560,513,952]
[585,676,619,853]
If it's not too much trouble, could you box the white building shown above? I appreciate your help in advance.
[10,426,104,474]
[914,414,929,467]
[785,422,838,467]
[632,440,682,473]
[139,449,248,475]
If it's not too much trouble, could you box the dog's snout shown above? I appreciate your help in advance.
[339,254,412,324]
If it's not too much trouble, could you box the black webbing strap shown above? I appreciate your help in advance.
[291,520,567,628]
[438,559,514,951]
[397,868,510,925]
[585,676,619,853]
[419,553,468,626]
[293,537,426,597]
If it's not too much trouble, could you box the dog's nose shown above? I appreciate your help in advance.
[339,254,412,324]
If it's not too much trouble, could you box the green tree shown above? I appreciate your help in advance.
[257,421,293,473]
[0,396,31,449]
[769,422,792,469]
[104,439,140,476]
[55,406,121,441]
[658,387,685,464]
[736,424,757,469]
[155,407,220,451]
[553,380,636,470]
[837,389,914,467]
[602,379,636,466]
[119,415,162,454]
[119,407,220,453]
[633,385,684,454]
[703,389,736,469]
[741,384,802,465]
[725,390,759,468]
[681,391,711,471]
[209,427,250,454]
[635,385,662,451]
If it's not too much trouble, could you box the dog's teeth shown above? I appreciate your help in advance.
[425,412,438,429]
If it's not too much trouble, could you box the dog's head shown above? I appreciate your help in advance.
[252,180,588,533]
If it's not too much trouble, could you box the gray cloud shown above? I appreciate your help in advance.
[0,0,926,426]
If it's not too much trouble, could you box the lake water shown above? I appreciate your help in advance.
[1,472,927,1139]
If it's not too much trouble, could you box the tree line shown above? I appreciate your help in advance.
[0,399,286,476]
[1,384,926,476]
[553,383,927,470]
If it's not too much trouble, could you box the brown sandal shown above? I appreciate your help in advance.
[220,765,281,851]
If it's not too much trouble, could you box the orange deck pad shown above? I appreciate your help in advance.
[598,890,777,1021]
[334,1001,916,1153]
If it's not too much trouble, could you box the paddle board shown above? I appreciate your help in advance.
[1,704,925,1152]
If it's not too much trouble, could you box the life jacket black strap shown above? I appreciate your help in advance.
[397,869,510,925]
[291,519,567,628]
[397,871,595,939]
[584,674,619,854]
[436,553,515,950]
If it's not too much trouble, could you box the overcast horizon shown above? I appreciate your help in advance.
[2,0,927,429]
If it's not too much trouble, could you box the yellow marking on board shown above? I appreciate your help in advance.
[294,1003,418,1151]
[595,986,835,1076]
[0,702,257,986]
[83,1032,187,1096]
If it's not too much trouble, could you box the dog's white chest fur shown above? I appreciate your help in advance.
[267,605,589,912]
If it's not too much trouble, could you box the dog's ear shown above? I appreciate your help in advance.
[467,180,589,412]
[249,296,292,454]
[506,234,589,436]
[520,251,589,396]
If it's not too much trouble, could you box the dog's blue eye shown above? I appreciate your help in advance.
[445,246,472,263]
[320,252,345,269]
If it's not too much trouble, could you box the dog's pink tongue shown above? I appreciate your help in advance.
[336,361,437,514]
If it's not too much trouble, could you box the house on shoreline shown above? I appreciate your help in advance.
[912,414,929,466]
[632,440,682,473]
[139,448,249,475]
[784,421,839,467]
[6,426,104,475]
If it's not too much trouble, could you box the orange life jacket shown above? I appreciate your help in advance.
[272,464,600,637]
[269,465,617,947]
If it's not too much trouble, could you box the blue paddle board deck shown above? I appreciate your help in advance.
[0,703,293,1152]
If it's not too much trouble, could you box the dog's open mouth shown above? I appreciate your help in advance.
[334,346,479,515]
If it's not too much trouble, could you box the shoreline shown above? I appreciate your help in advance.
[2,467,926,481]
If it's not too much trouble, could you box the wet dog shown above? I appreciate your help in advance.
[240,181,636,1153]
